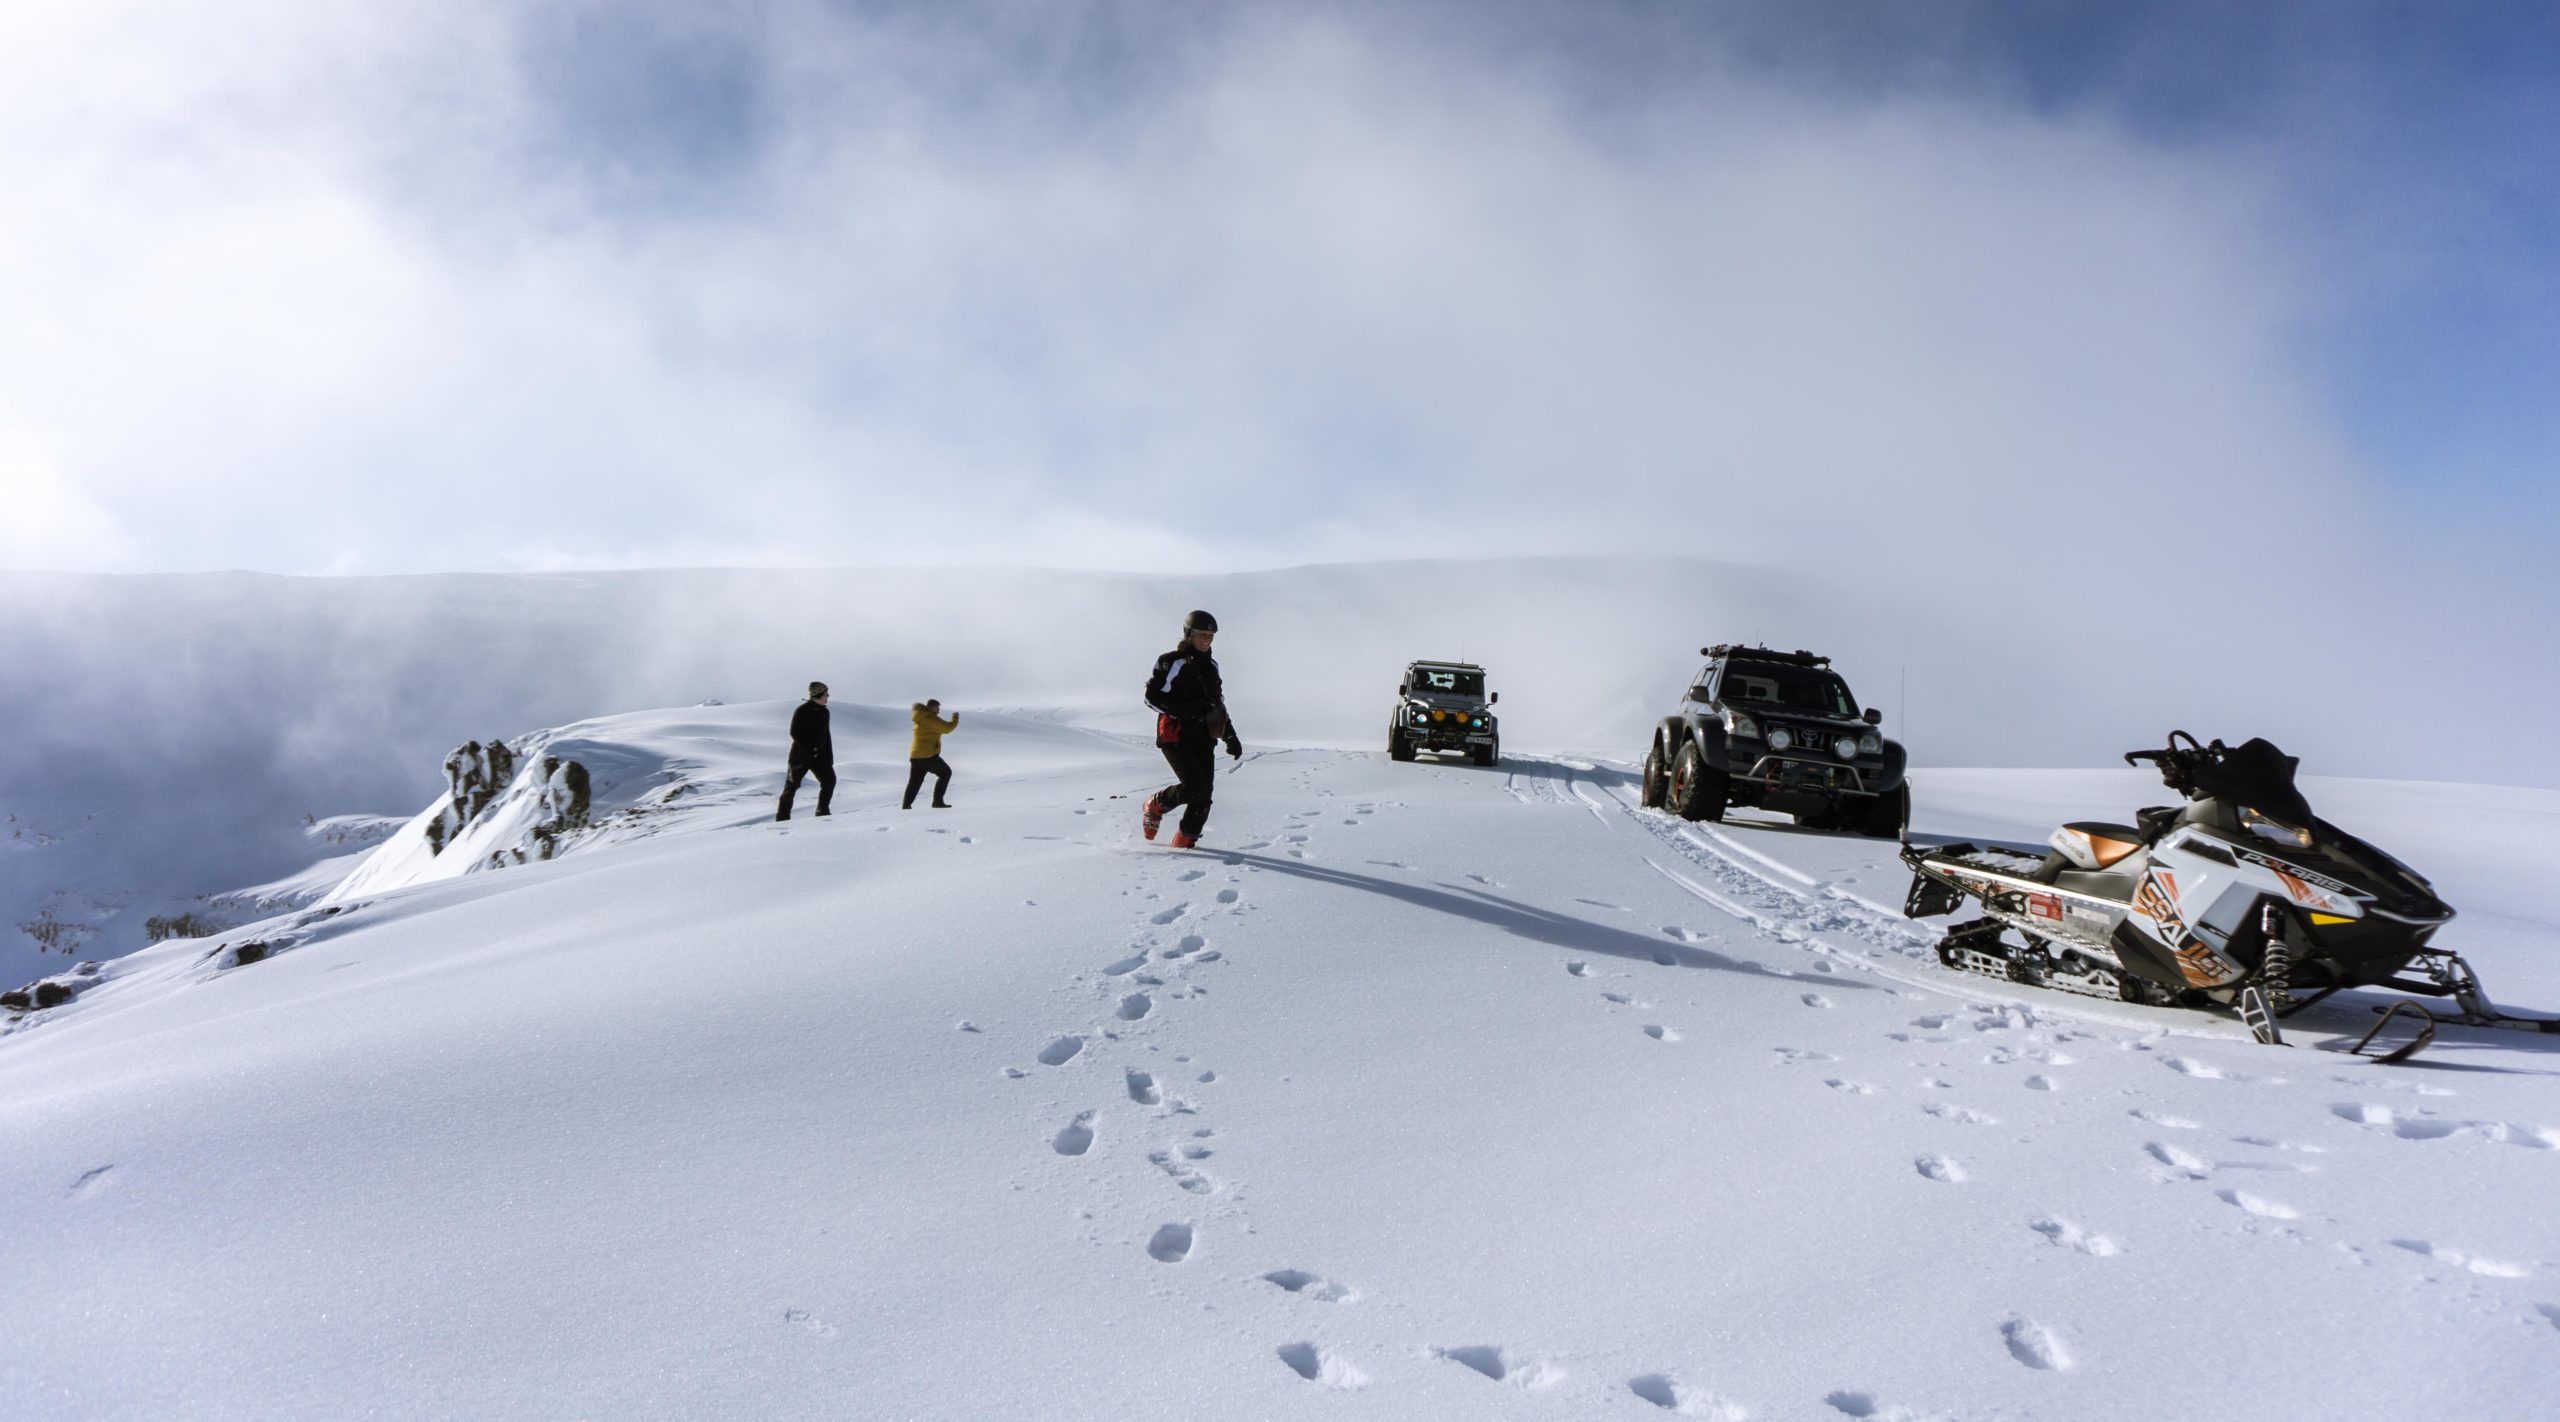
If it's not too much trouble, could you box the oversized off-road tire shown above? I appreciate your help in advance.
[1389,730,1416,762]
[1856,782,1910,839]
[1640,743,1668,809]
[1473,741,1498,768]
[1668,742,1727,823]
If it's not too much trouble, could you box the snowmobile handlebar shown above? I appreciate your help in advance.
[2125,731,2211,793]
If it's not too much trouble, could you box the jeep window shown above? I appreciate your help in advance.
[1719,663,1859,719]
[1412,668,1484,698]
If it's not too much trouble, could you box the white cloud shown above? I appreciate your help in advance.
[0,2,2362,573]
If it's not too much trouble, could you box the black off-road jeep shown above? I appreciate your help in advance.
[1640,644,1908,836]
[1389,660,1499,766]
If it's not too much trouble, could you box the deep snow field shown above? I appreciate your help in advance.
[3,702,2557,1420]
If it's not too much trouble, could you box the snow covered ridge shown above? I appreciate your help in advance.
[324,698,1144,903]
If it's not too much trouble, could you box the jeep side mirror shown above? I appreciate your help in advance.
[1489,692,1498,704]
[1863,708,1882,726]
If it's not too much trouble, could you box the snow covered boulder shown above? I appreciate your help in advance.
[415,739,592,868]
[0,961,100,1014]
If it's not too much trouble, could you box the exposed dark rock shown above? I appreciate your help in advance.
[145,911,226,943]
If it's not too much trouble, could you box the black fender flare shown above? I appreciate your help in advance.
[1659,717,1726,770]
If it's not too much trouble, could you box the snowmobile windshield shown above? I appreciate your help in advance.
[2190,737,2315,828]
[1410,668,1484,698]
[1719,664,1859,719]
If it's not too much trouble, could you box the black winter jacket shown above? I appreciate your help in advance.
[788,700,833,767]
[1147,645,1242,750]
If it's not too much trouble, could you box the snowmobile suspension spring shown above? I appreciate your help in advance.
[2258,906,2295,1011]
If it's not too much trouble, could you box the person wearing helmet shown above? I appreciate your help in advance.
[1142,610,1243,849]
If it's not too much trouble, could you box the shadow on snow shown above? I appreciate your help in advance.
[1216,850,1887,994]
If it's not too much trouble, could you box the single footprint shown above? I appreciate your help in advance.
[1127,1069,1161,1105]
[1038,1035,1085,1067]
[1629,1374,1746,1417]
[2163,1057,2227,1079]
[1915,1154,1967,1183]
[1165,934,1206,958]
[2389,1240,2530,1277]
[1644,1025,1680,1042]
[1103,954,1148,976]
[1567,961,1591,977]
[2025,1075,2059,1092]
[1803,993,1833,1009]
[1150,903,1190,925]
[1215,888,1240,904]
[1147,1222,1194,1263]
[1435,1346,1563,1389]
[1774,1047,1837,1065]
[1263,1269,1359,1303]
[2001,1318,2070,1370]
[2132,1108,2201,1129]
[2218,1189,2300,1220]
[782,1308,840,1339]
[1118,993,1154,1021]
[1825,1078,1877,1095]
[1602,991,1639,1006]
[1922,1103,1998,1125]
[1176,869,1205,882]
[2145,1142,2209,1178]
[2029,1217,2120,1257]
[1149,1150,1215,1194]
[1052,1112,1096,1156]
[1276,1341,1367,1389]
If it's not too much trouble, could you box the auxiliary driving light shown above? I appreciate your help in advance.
[1767,727,1794,751]
[1834,737,1857,760]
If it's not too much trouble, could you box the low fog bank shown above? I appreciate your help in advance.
[0,554,2541,977]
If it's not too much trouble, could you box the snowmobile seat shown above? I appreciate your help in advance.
[2050,822,2145,872]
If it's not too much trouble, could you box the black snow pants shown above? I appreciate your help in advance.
[903,756,953,808]
[777,759,835,820]
[1156,731,1218,838]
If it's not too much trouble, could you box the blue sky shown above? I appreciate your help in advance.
[0,0,2552,577]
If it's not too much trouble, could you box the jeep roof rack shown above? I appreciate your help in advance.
[1408,659,1483,671]
[1703,643,1831,668]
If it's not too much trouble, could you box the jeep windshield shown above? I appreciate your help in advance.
[1720,663,1858,719]
[1410,667,1484,698]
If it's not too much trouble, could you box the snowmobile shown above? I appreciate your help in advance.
[1901,732,2556,1060]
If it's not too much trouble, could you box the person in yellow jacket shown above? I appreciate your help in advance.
[904,699,960,809]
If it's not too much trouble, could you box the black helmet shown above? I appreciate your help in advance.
[1183,609,1219,634]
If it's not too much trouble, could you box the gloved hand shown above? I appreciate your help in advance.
[1225,736,1243,761]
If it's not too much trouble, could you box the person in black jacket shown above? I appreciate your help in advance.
[777,681,835,821]
[1143,611,1242,848]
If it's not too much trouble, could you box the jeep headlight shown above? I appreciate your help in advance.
[1835,737,1857,760]
[2240,805,2314,849]
[1857,731,1881,756]
[1766,726,1793,751]
[1723,709,1759,739]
